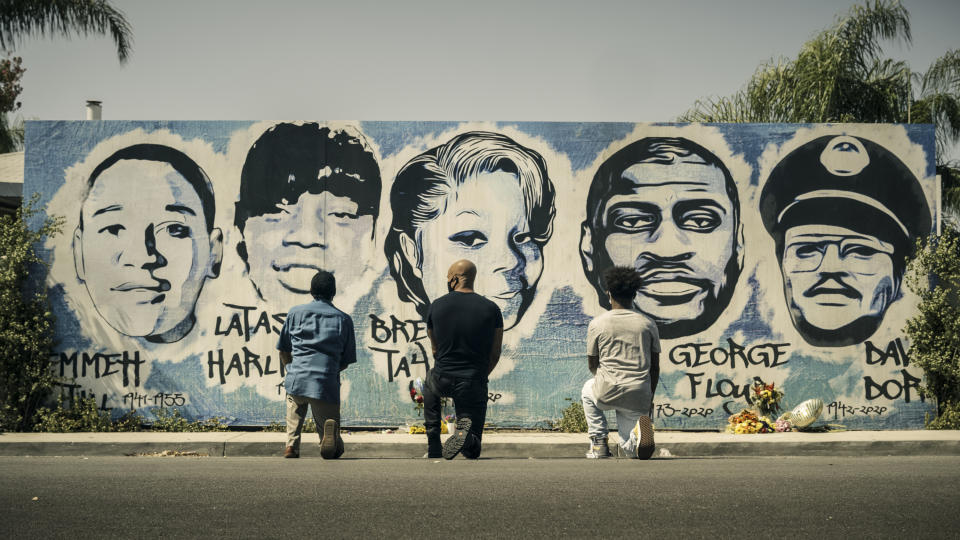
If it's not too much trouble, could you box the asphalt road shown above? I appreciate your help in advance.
[3,455,959,539]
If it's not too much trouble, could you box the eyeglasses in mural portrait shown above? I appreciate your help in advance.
[384,131,556,330]
[234,123,381,305]
[579,137,743,339]
[759,135,932,347]
[72,144,223,343]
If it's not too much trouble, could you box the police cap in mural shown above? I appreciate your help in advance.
[580,137,743,340]
[759,135,932,347]
[73,144,223,343]
[235,123,381,304]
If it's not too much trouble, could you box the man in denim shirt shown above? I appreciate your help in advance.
[278,270,356,459]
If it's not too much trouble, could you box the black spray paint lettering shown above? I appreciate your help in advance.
[827,401,888,419]
[54,382,113,411]
[371,341,430,382]
[368,314,430,381]
[684,372,751,402]
[369,314,428,344]
[55,351,144,387]
[123,392,186,408]
[864,369,924,403]
[207,347,284,385]
[865,338,909,367]
[862,339,922,402]
[669,339,790,370]
[654,403,715,418]
[214,303,286,342]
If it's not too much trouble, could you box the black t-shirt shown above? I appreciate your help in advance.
[426,291,503,380]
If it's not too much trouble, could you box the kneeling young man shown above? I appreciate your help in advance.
[581,266,660,459]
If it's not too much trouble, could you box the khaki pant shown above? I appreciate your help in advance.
[285,393,339,452]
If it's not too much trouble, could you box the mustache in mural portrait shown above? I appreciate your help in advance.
[579,137,744,339]
[759,135,932,347]
[384,131,556,331]
[72,144,224,343]
[234,123,382,306]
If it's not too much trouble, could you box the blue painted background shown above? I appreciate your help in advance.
[24,120,938,429]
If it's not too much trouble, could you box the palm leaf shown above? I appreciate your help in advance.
[0,0,133,64]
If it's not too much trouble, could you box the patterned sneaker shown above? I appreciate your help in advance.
[320,419,344,459]
[585,435,612,459]
[632,416,655,460]
[442,417,473,460]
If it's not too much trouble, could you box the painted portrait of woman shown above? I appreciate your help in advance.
[384,131,556,330]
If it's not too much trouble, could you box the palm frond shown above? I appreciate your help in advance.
[0,0,133,64]
[919,50,960,96]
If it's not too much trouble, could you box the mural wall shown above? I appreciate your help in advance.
[24,121,939,429]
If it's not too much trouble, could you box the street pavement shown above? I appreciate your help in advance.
[3,455,959,538]
[1,429,960,457]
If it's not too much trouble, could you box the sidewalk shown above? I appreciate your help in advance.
[2,430,959,458]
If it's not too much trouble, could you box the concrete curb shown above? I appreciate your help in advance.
[2,431,959,458]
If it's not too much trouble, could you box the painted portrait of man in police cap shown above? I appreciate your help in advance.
[759,135,932,347]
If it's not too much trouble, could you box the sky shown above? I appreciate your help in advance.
[8,0,960,135]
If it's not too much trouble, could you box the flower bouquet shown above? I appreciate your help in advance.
[774,418,793,432]
[726,409,775,434]
[409,378,424,415]
[749,378,784,417]
[408,423,451,434]
[444,413,456,435]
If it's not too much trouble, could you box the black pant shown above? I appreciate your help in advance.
[423,370,487,457]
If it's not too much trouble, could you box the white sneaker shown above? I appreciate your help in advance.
[585,435,612,459]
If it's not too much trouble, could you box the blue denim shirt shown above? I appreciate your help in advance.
[277,299,356,402]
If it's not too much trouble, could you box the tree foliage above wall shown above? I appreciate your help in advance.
[679,0,960,211]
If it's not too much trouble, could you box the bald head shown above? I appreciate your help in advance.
[447,259,477,291]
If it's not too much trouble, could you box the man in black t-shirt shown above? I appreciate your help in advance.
[424,259,503,459]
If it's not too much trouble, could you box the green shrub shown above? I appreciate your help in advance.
[553,399,587,433]
[906,230,960,427]
[264,420,286,432]
[149,408,228,432]
[263,418,317,432]
[34,401,230,432]
[33,396,142,432]
[926,401,960,430]
[0,196,63,431]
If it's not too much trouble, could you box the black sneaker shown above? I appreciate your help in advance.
[585,435,612,459]
[320,419,343,459]
[442,417,473,460]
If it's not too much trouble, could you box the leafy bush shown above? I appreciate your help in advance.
[906,229,960,428]
[33,400,230,432]
[33,396,142,432]
[149,407,228,432]
[0,196,64,431]
[926,401,960,430]
[553,399,587,433]
[264,420,286,432]
[264,418,315,432]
